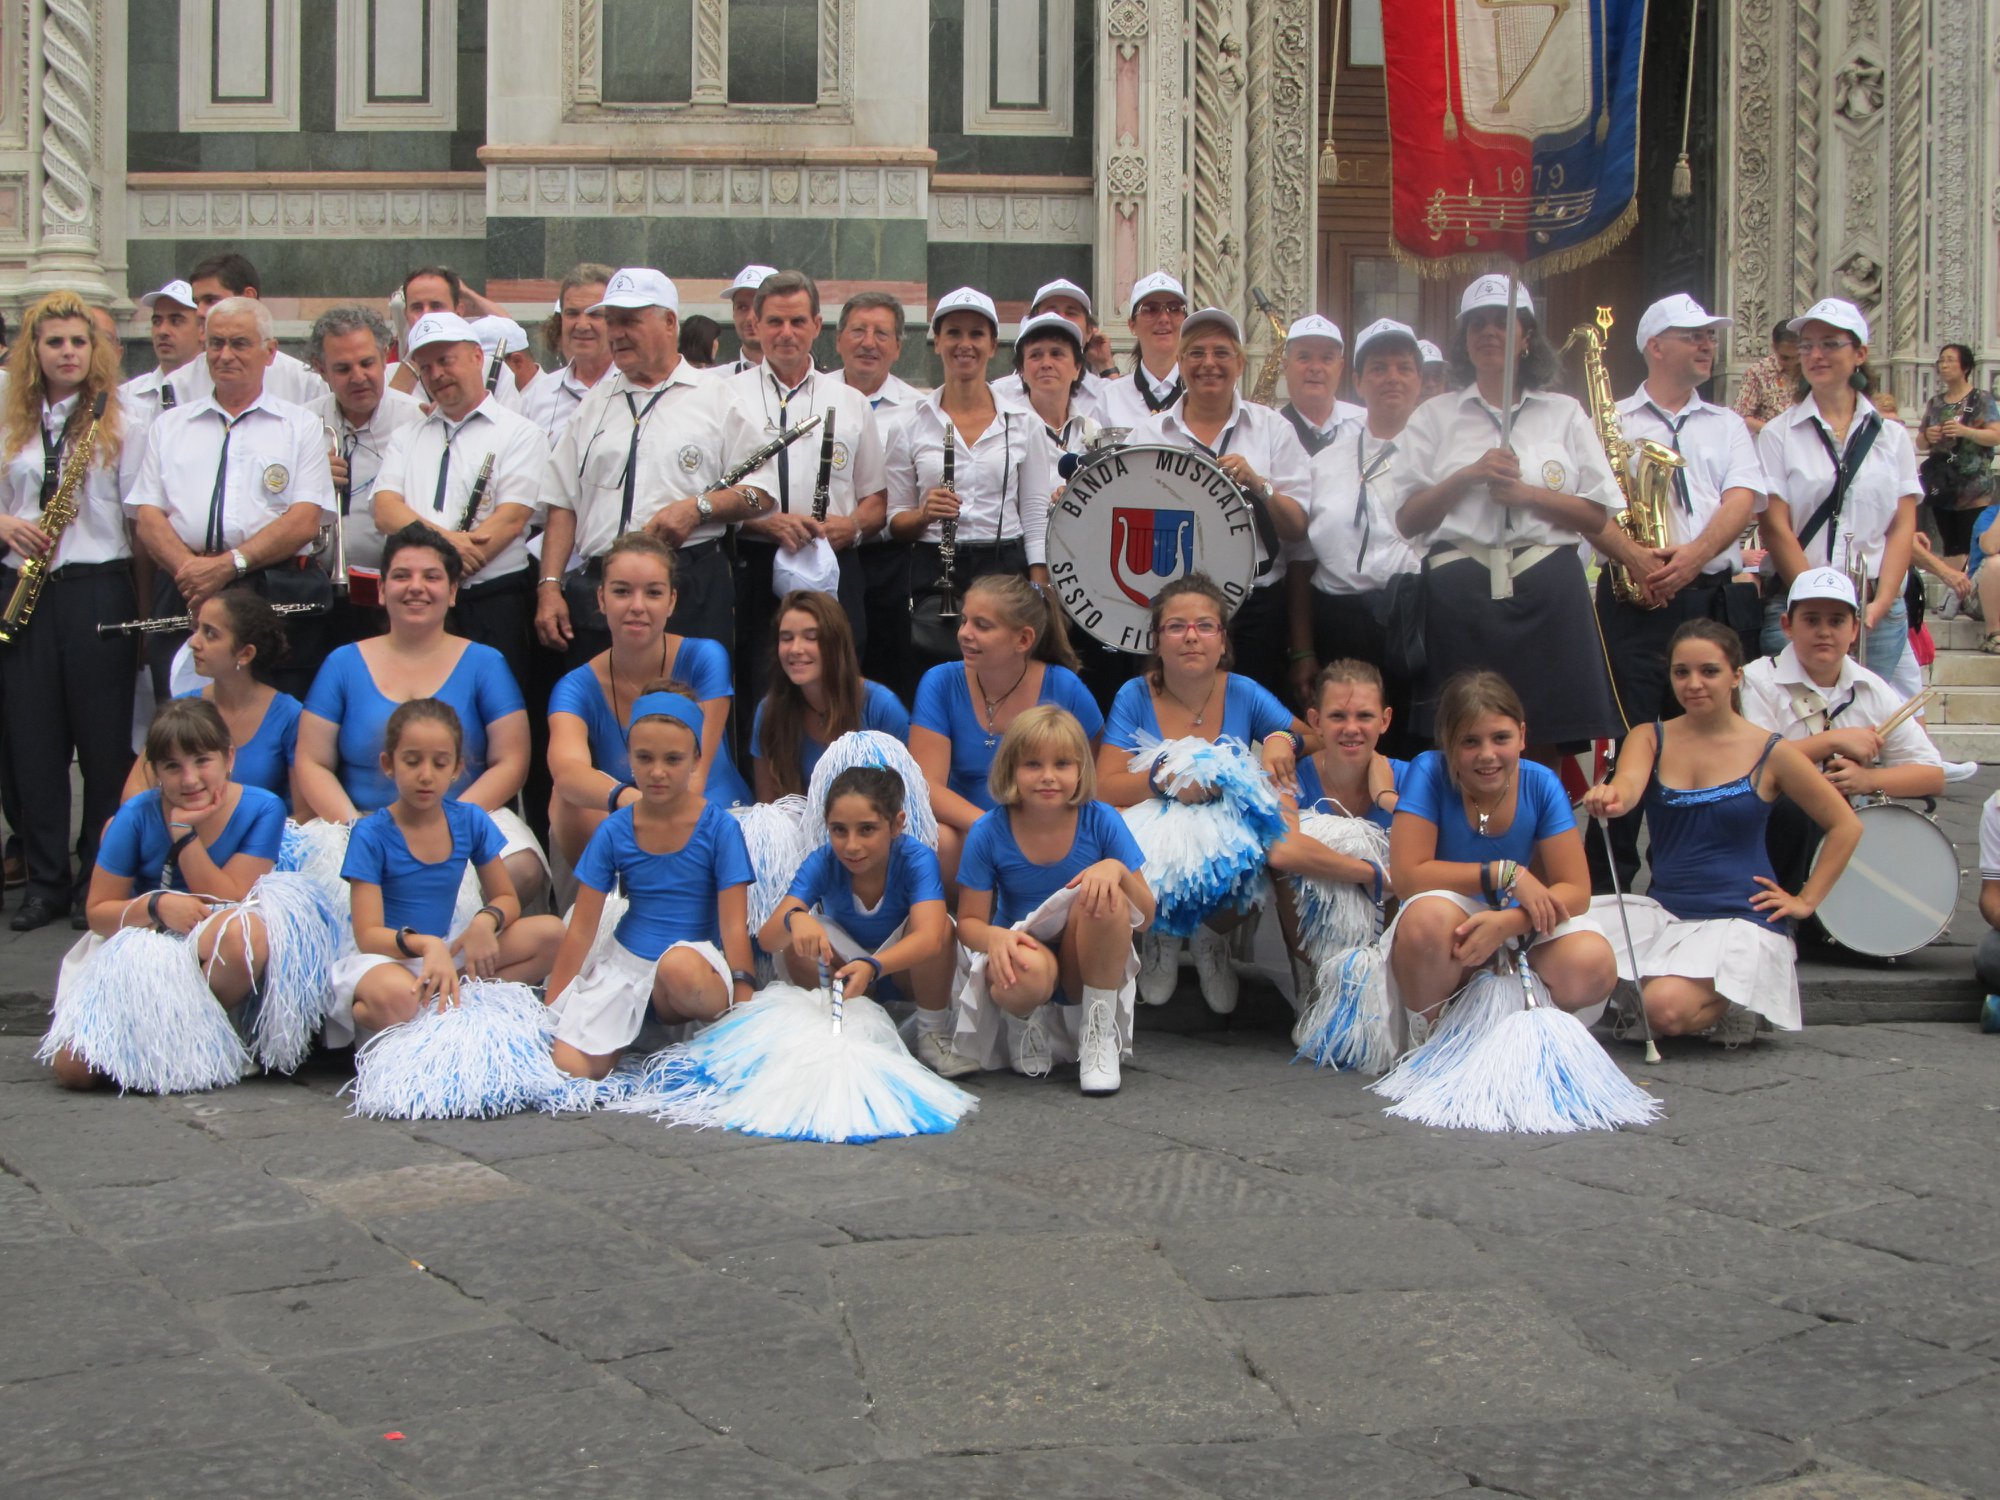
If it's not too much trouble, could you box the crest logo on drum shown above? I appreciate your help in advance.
[1110,507,1196,606]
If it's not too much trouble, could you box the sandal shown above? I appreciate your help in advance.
[1981,634,2000,655]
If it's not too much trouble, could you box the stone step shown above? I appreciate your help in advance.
[1932,616,1986,651]
[1930,651,2000,686]
[1930,724,2000,761]
[1932,687,2000,726]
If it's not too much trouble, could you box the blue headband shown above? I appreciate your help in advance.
[628,692,704,738]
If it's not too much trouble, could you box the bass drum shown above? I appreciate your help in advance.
[1044,444,1259,654]
[1809,800,1960,958]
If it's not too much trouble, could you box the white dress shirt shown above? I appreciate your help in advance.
[519,360,612,446]
[1755,393,1920,579]
[0,394,137,565]
[1615,386,1768,574]
[1128,394,1312,586]
[826,370,927,446]
[119,365,198,456]
[127,391,335,554]
[308,387,424,573]
[1096,362,1185,431]
[549,362,776,560]
[991,371,1107,425]
[1278,399,1366,453]
[721,366,886,522]
[884,393,1055,565]
[1742,646,1941,769]
[372,396,553,582]
[1301,423,1420,594]
[1393,385,1621,550]
[174,348,330,410]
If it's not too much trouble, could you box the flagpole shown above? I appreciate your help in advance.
[1498,268,1520,447]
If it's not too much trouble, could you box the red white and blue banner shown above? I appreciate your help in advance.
[1383,0,1650,276]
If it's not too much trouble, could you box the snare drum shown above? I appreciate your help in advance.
[1809,800,1960,958]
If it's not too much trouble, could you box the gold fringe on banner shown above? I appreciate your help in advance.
[1386,198,1641,282]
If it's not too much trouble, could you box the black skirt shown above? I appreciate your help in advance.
[1414,543,1619,745]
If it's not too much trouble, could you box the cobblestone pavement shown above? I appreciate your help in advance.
[4,992,1998,1500]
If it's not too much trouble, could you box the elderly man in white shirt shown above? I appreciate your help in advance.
[128,295,335,699]
[182,252,331,408]
[519,264,615,445]
[540,267,778,666]
[1275,314,1367,455]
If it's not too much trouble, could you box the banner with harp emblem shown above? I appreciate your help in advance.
[1383,0,1648,276]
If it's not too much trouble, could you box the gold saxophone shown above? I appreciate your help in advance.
[1560,307,1685,609]
[1249,287,1289,406]
[0,392,107,644]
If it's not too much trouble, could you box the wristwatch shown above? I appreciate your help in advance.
[231,548,249,577]
[695,494,715,522]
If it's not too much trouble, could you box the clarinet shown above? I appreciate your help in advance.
[936,429,960,621]
[457,452,497,533]
[98,601,329,637]
[810,408,837,523]
[718,413,823,490]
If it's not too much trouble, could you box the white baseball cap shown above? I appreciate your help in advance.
[1015,311,1084,353]
[469,314,530,356]
[1128,272,1188,312]
[589,267,679,315]
[1286,314,1345,347]
[1788,296,1870,346]
[1030,278,1093,318]
[1418,339,1446,365]
[1635,293,1732,352]
[1787,566,1859,611]
[728,264,779,297]
[1459,274,1535,321]
[139,279,199,311]
[405,311,481,354]
[1181,307,1243,343]
[1353,317,1422,365]
[930,286,999,334]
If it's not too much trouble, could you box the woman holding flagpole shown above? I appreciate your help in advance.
[1391,276,1629,758]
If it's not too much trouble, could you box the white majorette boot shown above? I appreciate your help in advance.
[1190,926,1239,1014]
[1005,1008,1051,1077]
[1077,986,1121,1095]
[1137,931,1179,1006]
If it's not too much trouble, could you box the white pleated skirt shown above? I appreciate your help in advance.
[1384,889,1614,1029]
[547,937,730,1057]
[1591,894,1801,1031]
[951,884,1145,1073]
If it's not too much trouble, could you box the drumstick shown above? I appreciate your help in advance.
[1874,688,1938,740]
[1595,816,1662,1065]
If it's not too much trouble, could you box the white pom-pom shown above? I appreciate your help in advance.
[1122,735,1286,938]
[1369,964,1519,1104]
[214,871,345,1074]
[1292,942,1396,1074]
[346,980,578,1120]
[729,797,812,934]
[802,731,940,849]
[1291,812,1390,965]
[38,928,249,1093]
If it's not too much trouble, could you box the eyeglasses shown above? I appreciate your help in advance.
[1160,618,1221,638]
[1661,329,1719,346]
[1798,338,1857,356]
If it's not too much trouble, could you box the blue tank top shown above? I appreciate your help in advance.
[1641,723,1785,926]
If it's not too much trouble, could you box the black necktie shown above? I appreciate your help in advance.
[619,388,668,534]
[1645,402,1695,513]
[205,414,245,554]
[159,379,177,410]
[1282,403,1336,456]
[1140,372,1184,413]
[1355,438,1395,573]
[771,371,812,513]
[38,415,62,504]
[431,421,458,517]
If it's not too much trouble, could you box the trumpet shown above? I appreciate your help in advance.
[98,601,329,637]
[320,421,349,595]
[1844,534,1869,662]
[936,429,960,621]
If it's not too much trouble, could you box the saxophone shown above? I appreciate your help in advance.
[1249,287,1289,406]
[1560,307,1685,609]
[0,392,108,644]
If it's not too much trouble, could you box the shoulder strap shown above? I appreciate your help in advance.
[1749,731,1783,783]
[1797,413,1883,553]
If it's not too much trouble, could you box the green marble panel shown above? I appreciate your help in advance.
[728,0,818,106]
[603,0,694,104]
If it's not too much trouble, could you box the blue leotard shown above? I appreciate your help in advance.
[751,680,911,788]
[1103,674,1293,753]
[1396,753,1574,865]
[341,800,506,936]
[958,800,1144,928]
[786,833,945,951]
[1295,754,1410,831]
[98,786,286,894]
[573,802,755,959]
[911,662,1104,811]
[178,689,301,801]
[547,637,751,808]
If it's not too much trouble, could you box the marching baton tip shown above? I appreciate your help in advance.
[1644,1042,1663,1065]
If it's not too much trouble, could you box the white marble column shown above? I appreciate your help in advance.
[16,0,124,306]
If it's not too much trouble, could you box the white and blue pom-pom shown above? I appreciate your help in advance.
[279,819,351,903]
[1292,941,1396,1074]
[208,871,344,1074]
[38,928,249,1093]
[1369,963,1519,1104]
[1121,735,1286,938]
[1291,812,1390,967]
[729,797,811,934]
[603,985,824,1115]
[345,980,573,1120]
[802,731,940,849]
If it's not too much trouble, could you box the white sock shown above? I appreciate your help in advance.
[1082,984,1119,1009]
[915,1006,951,1035]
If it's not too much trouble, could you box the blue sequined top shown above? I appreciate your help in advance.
[1641,722,1786,926]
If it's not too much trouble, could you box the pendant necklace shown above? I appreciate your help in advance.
[1468,776,1513,837]
[1162,674,1218,729]
[979,661,1031,746]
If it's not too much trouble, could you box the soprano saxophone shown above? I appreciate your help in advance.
[0,392,108,644]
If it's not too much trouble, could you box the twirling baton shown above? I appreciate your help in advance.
[1595,815,1662,1065]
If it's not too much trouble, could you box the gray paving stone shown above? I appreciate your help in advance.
[1158,1212,1496,1300]
[452,1442,829,1500]
[1734,1469,1969,1500]
[688,1140,969,1216]
[1677,1322,1994,1439]
[408,1112,613,1162]
[369,1196,690,1301]
[298,1159,530,1220]
[582,1174,850,1259]
[0,1277,211,1382]
[226,1123,463,1180]
[1134,1433,1474,1500]
[1674,1161,1915,1230]
[1219,1287,1660,1432]
[0,1181,74,1244]
[1567,1284,1823,1377]
[353,1385,711,1497]
[67,1169,322,1242]
[993,1145,1343,1228]
[829,1449,1220,1500]
[1784,1261,2000,1352]
[1292,1132,1508,1185]
[119,1217,416,1299]
[616,1318,880,1470]
[1,1110,235,1187]
[1385,1414,1801,1500]
[1807,1196,2000,1267]
[12,1438,408,1499]
[498,1142,709,1195]
[0,1354,316,1480]
[273,1325,606,1427]
[820,1179,1095,1242]
[1522,1132,1762,1199]
[0,1230,131,1292]
[205,1268,510,1358]
[1377,1167,1644,1238]
[1826,1373,2000,1498]
[512,1271,812,1361]
[836,1232,1288,1452]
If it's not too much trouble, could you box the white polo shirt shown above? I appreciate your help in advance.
[372,395,552,582]
[720,365,886,522]
[549,362,776,560]
[1096,362,1185,431]
[127,390,335,554]
[1755,393,1920,579]
[0,394,138,565]
[1301,423,1420,594]
[884,393,1055,565]
[520,359,613,446]
[1128,394,1312,586]
[309,387,424,574]
[1615,386,1768,573]
[1741,645,1942,769]
[1393,385,1622,550]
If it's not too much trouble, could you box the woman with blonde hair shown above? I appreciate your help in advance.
[0,290,136,931]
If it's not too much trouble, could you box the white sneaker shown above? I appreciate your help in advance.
[913,1029,980,1080]
[1702,1004,1760,1048]
[1190,927,1239,1015]
[1137,932,1180,1006]
[1077,991,1121,1095]
[1005,1010,1051,1077]
[1944,759,1979,784]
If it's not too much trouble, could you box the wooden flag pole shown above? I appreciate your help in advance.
[1498,269,1521,447]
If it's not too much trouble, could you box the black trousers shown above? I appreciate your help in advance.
[561,541,734,671]
[448,564,536,692]
[1305,586,1418,758]
[0,564,138,906]
[1228,580,1293,708]
[147,561,331,703]
[733,539,867,728]
[857,541,914,701]
[907,538,1029,680]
